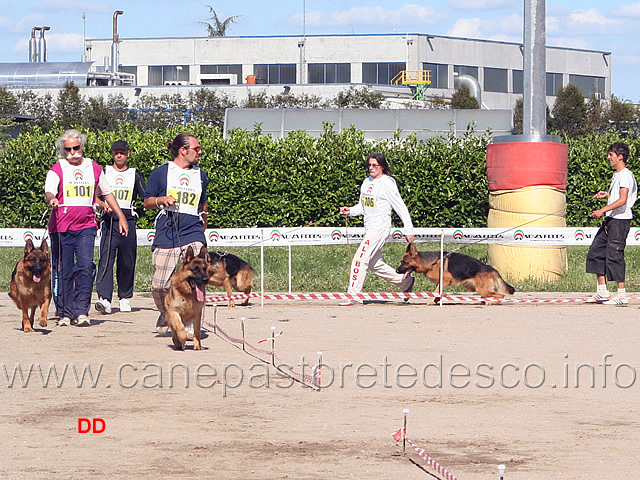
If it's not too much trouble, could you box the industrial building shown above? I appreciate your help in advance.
[80,32,611,110]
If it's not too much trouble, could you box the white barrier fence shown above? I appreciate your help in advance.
[0,226,629,248]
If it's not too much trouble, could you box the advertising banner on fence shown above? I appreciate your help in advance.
[0,227,629,247]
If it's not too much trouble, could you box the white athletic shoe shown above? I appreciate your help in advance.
[58,317,70,327]
[585,292,610,303]
[95,298,112,314]
[119,298,131,312]
[155,315,169,335]
[602,296,628,306]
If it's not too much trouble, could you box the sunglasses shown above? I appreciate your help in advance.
[184,146,203,154]
[64,145,82,152]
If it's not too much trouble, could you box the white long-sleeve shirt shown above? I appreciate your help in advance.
[349,174,414,234]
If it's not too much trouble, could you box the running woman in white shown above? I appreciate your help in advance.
[339,153,415,305]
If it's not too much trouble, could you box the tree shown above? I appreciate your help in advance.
[606,94,638,136]
[201,5,241,37]
[513,97,523,134]
[82,93,131,131]
[584,94,607,134]
[188,88,238,126]
[56,81,83,129]
[0,88,19,142]
[550,83,585,136]
[15,90,55,132]
[450,85,479,109]
[333,86,385,109]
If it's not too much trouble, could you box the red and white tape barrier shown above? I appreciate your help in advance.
[392,429,458,480]
[206,291,616,305]
[202,317,320,389]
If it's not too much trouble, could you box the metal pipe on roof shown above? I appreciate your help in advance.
[40,26,51,62]
[111,10,124,73]
[29,27,41,63]
[454,74,482,108]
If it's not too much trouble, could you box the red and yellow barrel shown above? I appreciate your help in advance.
[486,141,568,282]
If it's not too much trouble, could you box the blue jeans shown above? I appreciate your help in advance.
[50,227,97,319]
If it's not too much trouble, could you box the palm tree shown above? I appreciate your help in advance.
[201,5,241,37]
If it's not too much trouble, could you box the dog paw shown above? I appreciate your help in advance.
[23,326,35,333]
[39,320,48,328]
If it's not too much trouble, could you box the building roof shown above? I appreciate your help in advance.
[0,62,94,87]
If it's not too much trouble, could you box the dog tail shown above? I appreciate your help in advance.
[498,275,515,295]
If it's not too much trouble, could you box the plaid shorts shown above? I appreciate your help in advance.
[152,241,206,290]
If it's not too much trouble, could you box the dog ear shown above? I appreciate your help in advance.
[197,245,208,260]
[184,246,195,262]
[40,238,49,253]
[24,239,34,256]
[408,243,418,256]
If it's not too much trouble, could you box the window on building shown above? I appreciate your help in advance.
[422,62,448,89]
[454,65,478,80]
[484,67,508,93]
[254,64,296,84]
[546,72,563,96]
[512,69,523,94]
[308,63,351,84]
[569,74,605,98]
[120,66,137,84]
[148,65,189,85]
[362,62,405,84]
[200,64,243,83]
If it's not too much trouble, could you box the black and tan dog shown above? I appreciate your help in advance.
[396,243,515,303]
[165,245,209,350]
[207,251,255,307]
[9,239,52,332]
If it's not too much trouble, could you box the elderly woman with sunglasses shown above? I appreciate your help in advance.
[44,129,129,327]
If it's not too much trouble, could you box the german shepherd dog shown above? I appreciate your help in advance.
[9,239,52,332]
[396,243,515,303]
[165,245,209,350]
[207,251,255,307]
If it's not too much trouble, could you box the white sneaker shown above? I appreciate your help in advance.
[185,322,194,341]
[602,296,628,305]
[155,315,169,335]
[58,317,70,327]
[77,315,91,326]
[95,298,112,314]
[119,298,131,312]
[585,292,610,303]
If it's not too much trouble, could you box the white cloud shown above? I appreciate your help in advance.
[614,54,640,65]
[295,4,447,29]
[568,9,617,26]
[14,32,84,56]
[15,14,46,34]
[41,0,110,14]
[546,36,590,50]
[447,18,481,37]
[46,32,84,53]
[446,13,522,42]
[612,3,640,17]
[448,0,511,9]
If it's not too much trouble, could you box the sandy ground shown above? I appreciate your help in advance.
[1,290,640,480]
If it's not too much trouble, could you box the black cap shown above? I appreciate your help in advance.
[111,140,130,152]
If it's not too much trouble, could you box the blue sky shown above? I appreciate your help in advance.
[1,1,639,101]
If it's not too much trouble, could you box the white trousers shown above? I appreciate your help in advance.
[347,228,411,296]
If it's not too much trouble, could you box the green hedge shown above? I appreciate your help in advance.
[0,123,637,229]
